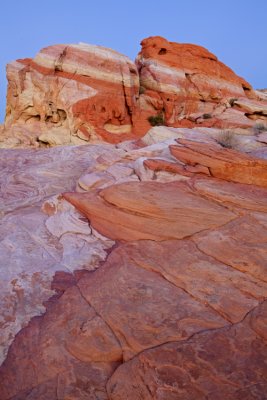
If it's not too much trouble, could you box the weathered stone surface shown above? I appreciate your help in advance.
[0,284,121,400]
[77,244,228,361]
[107,301,267,400]
[170,139,267,187]
[121,240,267,323]
[63,181,236,241]
[235,98,267,115]
[1,114,267,399]
[136,36,267,129]
[4,43,140,145]
[0,144,121,364]
[193,215,267,282]
[1,239,266,398]
[2,36,267,149]
[193,177,267,212]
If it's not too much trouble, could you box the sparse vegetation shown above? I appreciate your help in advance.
[253,122,267,135]
[148,112,165,126]
[216,130,238,149]
[202,113,212,119]
[139,86,146,95]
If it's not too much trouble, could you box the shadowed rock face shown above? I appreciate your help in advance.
[0,126,267,398]
[2,36,267,148]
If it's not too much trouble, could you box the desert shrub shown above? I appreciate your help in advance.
[253,122,267,135]
[202,113,212,119]
[139,85,146,95]
[216,130,238,149]
[229,98,238,107]
[148,112,165,126]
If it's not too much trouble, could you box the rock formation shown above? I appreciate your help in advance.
[4,43,141,146]
[136,36,257,128]
[0,37,267,399]
[0,124,267,398]
[2,36,267,147]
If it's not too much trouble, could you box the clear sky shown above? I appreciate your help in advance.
[0,0,266,122]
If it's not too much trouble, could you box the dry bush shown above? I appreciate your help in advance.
[148,112,165,126]
[216,130,238,149]
[139,86,146,95]
[253,122,267,135]
[202,113,212,119]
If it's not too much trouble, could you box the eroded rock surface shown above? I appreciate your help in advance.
[136,36,267,129]
[107,301,267,400]
[0,125,267,399]
[0,144,122,364]
[2,36,267,148]
[3,43,140,146]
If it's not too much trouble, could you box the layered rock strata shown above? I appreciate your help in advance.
[4,43,140,145]
[2,36,267,148]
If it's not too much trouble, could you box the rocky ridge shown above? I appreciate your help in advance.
[1,36,267,148]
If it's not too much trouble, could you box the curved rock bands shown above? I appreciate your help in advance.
[5,45,140,146]
[62,180,236,241]
[138,36,250,86]
[170,139,267,187]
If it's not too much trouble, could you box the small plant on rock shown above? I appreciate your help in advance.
[202,113,212,119]
[216,130,238,149]
[148,112,165,126]
[253,122,267,135]
[139,86,146,95]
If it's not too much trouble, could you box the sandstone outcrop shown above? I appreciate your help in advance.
[4,43,141,146]
[1,32,267,399]
[170,138,267,187]
[2,36,267,148]
[0,126,267,398]
[108,301,267,400]
[136,36,267,129]
[63,181,236,241]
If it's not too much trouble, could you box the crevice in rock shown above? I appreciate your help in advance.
[192,239,267,285]
[75,282,124,355]
[185,72,205,102]
[106,299,266,392]
[119,64,133,126]
[128,253,233,324]
[54,46,68,73]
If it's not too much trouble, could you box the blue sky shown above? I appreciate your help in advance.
[0,0,266,122]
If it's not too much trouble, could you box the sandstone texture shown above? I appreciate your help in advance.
[2,36,267,148]
[0,125,267,399]
[136,36,267,130]
[3,43,140,146]
[0,36,267,400]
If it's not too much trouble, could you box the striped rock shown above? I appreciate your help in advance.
[5,43,141,144]
[3,37,267,147]
[136,36,267,128]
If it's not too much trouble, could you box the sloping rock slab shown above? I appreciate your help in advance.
[63,181,236,241]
